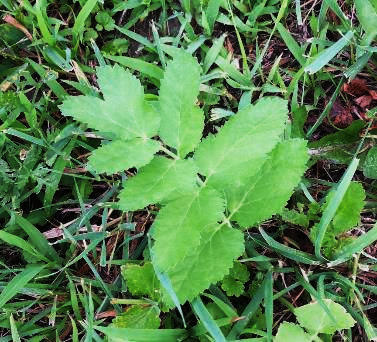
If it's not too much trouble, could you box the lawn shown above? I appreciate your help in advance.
[1,0,377,340]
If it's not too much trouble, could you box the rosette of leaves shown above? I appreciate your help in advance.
[60,51,308,305]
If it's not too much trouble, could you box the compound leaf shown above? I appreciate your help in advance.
[295,299,356,335]
[118,156,198,211]
[195,97,288,194]
[159,52,203,157]
[60,64,159,140]
[88,138,161,174]
[152,187,225,272]
[228,139,308,228]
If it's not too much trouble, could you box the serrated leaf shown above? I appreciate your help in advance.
[229,261,250,283]
[152,187,226,272]
[88,138,160,173]
[195,97,288,193]
[159,52,204,157]
[221,276,245,297]
[121,262,161,302]
[275,322,314,342]
[160,223,244,304]
[325,181,365,234]
[60,64,159,140]
[281,208,309,228]
[295,299,356,335]
[111,305,160,329]
[227,139,308,228]
[117,156,198,211]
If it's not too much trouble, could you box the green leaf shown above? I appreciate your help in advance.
[275,322,313,342]
[221,276,245,297]
[159,222,244,304]
[191,296,227,342]
[195,97,288,194]
[14,214,61,264]
[295,299,356,335]
[229,261,250,282]
[121,262,161,302]
[94,326,188,342]
[159,52,204,157]
[364,146,377,179]
[221,261,250,297]
[355,0,377,40]
[152,187,226,272]
[314,158,359,259]
[118,156,198,211]
[72,0,98,47]
[228,139,308,228]
[88,138,161,174]
[0,231,50,263]
[0,265,45,307]
[111,305,160,329]
[280,208,309,228]
[106,54,164,81]
[331,222,377,265]
[60,64,159,140]
[325,181,365,234]
[304,31,354,75]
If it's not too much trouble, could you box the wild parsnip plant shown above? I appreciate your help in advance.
[60,51,308,305]
[3,0,377,340]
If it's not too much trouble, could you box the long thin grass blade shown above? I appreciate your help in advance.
[305,30,354,74]
[191,296,227,342]
[314,158,359,259]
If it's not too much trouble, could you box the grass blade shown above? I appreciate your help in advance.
[14,214,61,264]
[324,0,351,28]
[265,271,273,342]
[227,278,266,340]
[305,30,354,74]
[306,77,344,138]
[34,0,54,46]
[202,33,226,74]
[276,22,306,66]
[90,39,107,67]
[151,21,167,69]
[314,158,359,260]
[72,0,98,48]
[0,265,45,307]
[28,59,68,99]
[106,55,164,81]
[259,228,320,265]
[205,0,222,34]
[330,223,377,266]
[10,314,21,342]
[0,231,50,263]
[191,296,227,342]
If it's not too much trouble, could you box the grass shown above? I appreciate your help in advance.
[1,0,377,340]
